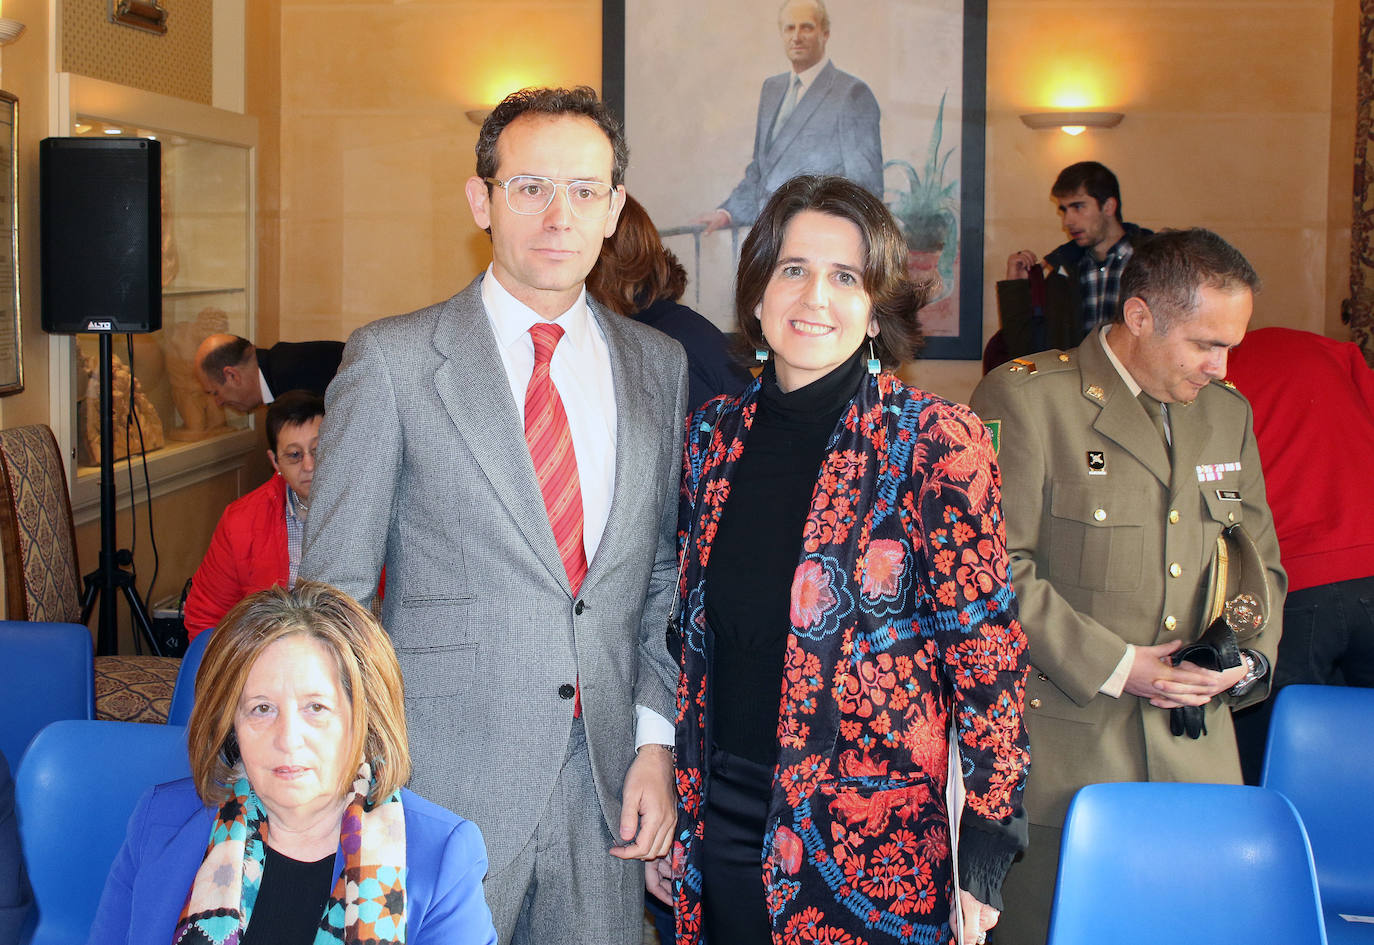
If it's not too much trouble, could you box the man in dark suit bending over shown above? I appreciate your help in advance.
[194,333,344,411]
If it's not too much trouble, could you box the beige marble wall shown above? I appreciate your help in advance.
[276,0,602,343]
[958,0,1349,405]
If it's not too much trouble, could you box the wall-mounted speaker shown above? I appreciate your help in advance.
[40,137,161,334]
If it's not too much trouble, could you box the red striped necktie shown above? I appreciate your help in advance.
[525,322,587,716]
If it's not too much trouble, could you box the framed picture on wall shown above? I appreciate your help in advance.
[0,91,21,395]
[602,0,987,360]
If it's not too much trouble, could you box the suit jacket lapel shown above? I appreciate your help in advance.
[1080,331,1172,486]
[588,304,665,583]
[764,62,837,171]
[431,278,572,592]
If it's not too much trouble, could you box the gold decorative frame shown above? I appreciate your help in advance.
[0,91,21,395]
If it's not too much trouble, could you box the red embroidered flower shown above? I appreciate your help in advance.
[791,560,839,630]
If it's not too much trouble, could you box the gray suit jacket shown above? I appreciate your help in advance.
[300,275,688,874]
[720,61,883,225]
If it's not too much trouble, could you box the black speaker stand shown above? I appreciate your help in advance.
[80,332,162,657]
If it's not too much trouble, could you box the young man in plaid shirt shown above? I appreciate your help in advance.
[996,161,1153,351]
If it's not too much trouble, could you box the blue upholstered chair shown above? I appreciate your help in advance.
[166,628,212,726]
[14,720,190,945]
[1047,782,1326,945]
[0,621,94,767]
[1263,685,1374,943]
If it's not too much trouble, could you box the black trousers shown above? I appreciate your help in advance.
[700,745,774,945]
[1233,574,1374,784]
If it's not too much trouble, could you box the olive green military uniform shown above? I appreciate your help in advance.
[968,329,1285,945]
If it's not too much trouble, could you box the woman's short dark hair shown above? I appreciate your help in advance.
[734,175,925,368]
[475,86,628,188]
[585,194,686,316]
[265,390,325,454]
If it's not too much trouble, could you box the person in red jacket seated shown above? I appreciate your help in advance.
[184,391,324,639]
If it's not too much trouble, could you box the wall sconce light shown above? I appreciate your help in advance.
[1019,111,1124,136]
[0,18,26,45]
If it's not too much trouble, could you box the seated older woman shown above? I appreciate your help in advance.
[88,581,497,945]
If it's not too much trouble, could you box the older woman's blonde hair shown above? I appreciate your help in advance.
[186,581,411,805]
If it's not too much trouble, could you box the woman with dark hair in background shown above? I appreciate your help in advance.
[664,175,1030,945]
[587,194,751,414]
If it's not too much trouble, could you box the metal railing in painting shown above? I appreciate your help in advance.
[657,222,749,307]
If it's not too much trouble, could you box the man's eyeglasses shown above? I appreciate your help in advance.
[484,176,616,220]
[276,446,317,466]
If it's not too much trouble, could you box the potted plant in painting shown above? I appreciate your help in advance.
[884,89,958,302]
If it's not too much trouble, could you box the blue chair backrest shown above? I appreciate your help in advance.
[167,628,212,726]
[1263,685,1374,914]
[14,720,190,945]
[1048,782,1326,945]
[0,621,94,766]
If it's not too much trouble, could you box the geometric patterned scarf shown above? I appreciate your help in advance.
[172,763,407,945]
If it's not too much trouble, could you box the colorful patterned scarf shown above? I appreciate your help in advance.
[172,764,407,944]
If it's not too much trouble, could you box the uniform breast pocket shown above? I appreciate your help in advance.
[1048,480,1147,593]
[1202,483,1245,527]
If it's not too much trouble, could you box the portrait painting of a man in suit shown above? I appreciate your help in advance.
[694,0,883,234]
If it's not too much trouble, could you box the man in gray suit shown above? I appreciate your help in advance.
[697,0,883,233]
[301,87,687,945]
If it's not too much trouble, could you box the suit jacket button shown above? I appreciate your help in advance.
[558,683,576,699]
[1030,698,1042,709]
[1169,562,1182,578]
[575,600,586,615]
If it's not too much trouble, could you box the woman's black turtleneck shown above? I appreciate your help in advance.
[704,348,868,764]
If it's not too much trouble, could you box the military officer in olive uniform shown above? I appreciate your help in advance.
[969,228,1285,945]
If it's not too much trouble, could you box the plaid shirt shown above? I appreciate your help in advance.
[1076,235,1137,331]
[285,486,305,587]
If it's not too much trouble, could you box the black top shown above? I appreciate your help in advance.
[239,844,336,945]
[704,349,867,764]
[632,298,753,415]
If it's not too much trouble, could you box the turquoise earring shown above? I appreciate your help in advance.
[867,339,881,375]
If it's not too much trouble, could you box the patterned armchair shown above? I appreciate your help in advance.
[0,424,177,722]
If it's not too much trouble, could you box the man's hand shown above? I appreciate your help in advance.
[1123,640,1247,708]
[1005,250,1040,280]
[610,744,675,861]
[694,209,731,235]
[957,889,1000,945]
[646,856,674,905]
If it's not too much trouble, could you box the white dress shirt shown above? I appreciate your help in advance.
[480,269,673,748]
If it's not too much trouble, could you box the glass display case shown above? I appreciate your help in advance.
[51,74,259,517]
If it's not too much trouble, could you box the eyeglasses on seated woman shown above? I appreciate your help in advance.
[664,175,1031,945]
[88,581,498,945]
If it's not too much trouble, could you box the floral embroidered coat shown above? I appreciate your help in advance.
[672,373,1030,945]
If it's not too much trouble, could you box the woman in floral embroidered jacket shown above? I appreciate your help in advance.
[665,176,1031,945]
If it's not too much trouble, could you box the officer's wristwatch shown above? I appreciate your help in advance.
[1228,649,1269,698]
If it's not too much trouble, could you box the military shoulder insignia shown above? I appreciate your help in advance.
[984,419,1001,454]
[1009,358,1038,374]
[1085,384,1106,402]
[1221,380,1236,389]
[1086,450,1106,475]
[1058,353,1071,362]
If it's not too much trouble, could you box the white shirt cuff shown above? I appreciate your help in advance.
[1100,645,1134,698]
[634,705,675,751]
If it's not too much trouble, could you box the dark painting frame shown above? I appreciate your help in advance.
[602,0,987,360]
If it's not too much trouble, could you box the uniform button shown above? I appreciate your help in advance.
[1093,508,1107,521]
[1169,562,1182,578]
[574,600,586,615]
[1164,615,1177,631]
[1030,698,1042,709]
[1228,512,1235,522]
[1168,509,1180,524]
[558,684,575,700]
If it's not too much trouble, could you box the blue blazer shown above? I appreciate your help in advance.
[87,778,497,945]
